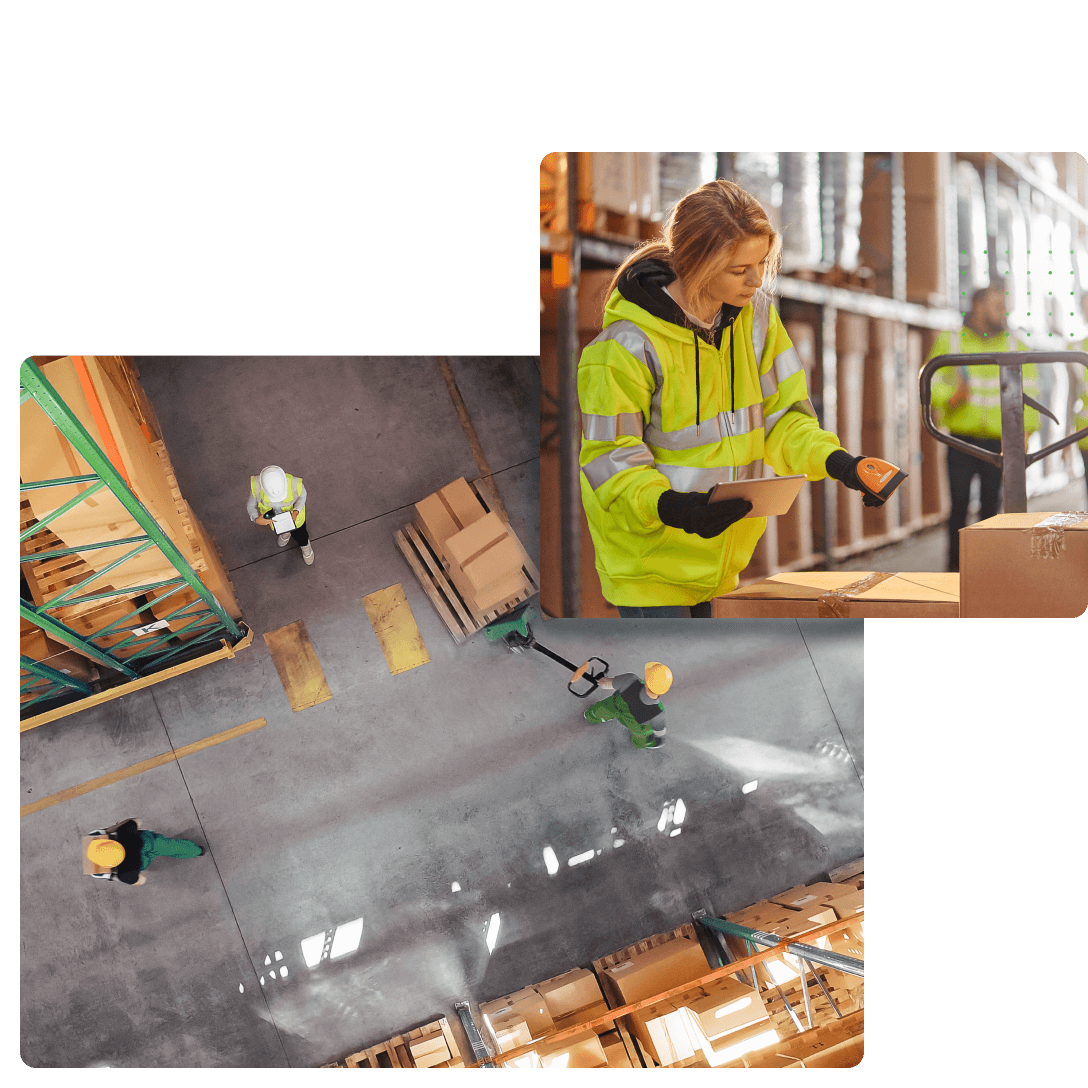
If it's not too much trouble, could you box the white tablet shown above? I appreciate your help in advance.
[708,474,807,518]
[271,511,296,533]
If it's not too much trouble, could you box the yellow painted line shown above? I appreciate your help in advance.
[21,717,267,818]
[263,620,333,711]
[363,584,430,675]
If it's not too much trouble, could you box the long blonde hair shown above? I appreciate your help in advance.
[603,178,781,322]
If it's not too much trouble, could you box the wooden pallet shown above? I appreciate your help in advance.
[343,1017,463,1069]
[395,481,540,644]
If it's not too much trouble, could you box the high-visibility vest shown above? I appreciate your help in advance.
[251,473,306,526]
[928,327,1039,439]
[578,287,843,607]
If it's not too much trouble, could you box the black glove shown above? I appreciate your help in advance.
[657,489,753,539]
[825,450,884,508]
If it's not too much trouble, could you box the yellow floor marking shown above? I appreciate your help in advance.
[263,620,333,710]
[21,718,267,818]
[362,584,431,675]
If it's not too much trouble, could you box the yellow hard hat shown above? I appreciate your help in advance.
[644,662,673,697]
[87,837,125,868]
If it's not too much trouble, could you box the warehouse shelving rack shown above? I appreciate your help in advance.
[19,358,246,719]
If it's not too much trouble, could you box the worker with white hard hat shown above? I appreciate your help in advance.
[85,818,204,886]
[247,465,314,565]
[583,662,673,749]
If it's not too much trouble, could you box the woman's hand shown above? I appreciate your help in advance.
[657,490,752,538]
[255,516,271,526]
[291,508,301,524]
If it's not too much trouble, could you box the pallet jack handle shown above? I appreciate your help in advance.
[920,351,1088,514]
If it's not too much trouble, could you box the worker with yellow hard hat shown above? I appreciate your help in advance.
[85,819,204,885]
[583,662,673,749]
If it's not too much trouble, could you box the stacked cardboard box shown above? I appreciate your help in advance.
[343,1017,464,1069]
[411,477,536,619]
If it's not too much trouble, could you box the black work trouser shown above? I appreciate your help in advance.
[273,517,309,546]
[946,434,1002,572]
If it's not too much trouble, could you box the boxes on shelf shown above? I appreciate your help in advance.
[535,967,609,1029]
[595,927,712,1007]
[959,512,1088,617]
[629,976,774,1068]
[343,1017,463,1069]
[769,882,862,911]
[713,570,960,618]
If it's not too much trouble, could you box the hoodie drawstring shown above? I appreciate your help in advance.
[729,317,735,413]
[693,329,700,434]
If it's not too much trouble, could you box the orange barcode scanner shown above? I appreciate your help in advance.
[855,458,907,505]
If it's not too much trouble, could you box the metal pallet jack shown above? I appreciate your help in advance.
[920,350,1088,512]
[484,603,608,697]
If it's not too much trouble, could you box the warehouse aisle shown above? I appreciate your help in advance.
[20,359,863,1068]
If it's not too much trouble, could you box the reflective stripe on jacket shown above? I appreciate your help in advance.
[928,327,1039,439]
[250,473,306,526]
[578,287,844,607]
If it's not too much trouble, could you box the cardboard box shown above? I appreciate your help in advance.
[686,977,767,1041]
[725,902,805,930]
[602,936,711,1005]
[444,512,530,611]
[537,969,605,1022]
[959,512,1088,617]
[412,477,487,558]
[481,986,555,1042]
[713,571,960,618]
[599,1030,633,1068]
[489,1018,532,1054]
[409,1030,451,1068]
[535,1029,607,1068]
[770,883,861,910]
[824,889,864,920]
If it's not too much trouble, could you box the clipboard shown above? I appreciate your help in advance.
[708,474,807,518]
[271,511,296,533]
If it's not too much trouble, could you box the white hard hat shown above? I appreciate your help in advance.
[259,465,288,501]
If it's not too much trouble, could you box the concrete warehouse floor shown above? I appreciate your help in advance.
[19,358,863,1068]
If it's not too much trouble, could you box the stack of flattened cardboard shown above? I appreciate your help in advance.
[713,571,960,618]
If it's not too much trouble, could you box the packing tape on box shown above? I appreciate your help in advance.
[817,572,897,618]
[1030,512,1088,560]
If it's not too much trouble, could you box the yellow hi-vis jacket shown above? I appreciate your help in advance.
[250,473,306,526]
[578,286,844,607]
[928,327,1039,439]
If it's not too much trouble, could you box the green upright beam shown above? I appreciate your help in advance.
[20,655,94,697]
[19,603,139,679]
[696,915,864,978]
[21,473,102,491]
[41,540,156,610]
[20,359,241,640]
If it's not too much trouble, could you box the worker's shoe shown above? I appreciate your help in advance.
[301,544,315,565]
[277,533,291,547]
[652,724,667,738]
[635,734,665,750]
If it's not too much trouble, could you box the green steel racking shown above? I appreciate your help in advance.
[19,358,243,716]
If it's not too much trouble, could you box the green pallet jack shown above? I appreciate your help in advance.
[484,604,608,697]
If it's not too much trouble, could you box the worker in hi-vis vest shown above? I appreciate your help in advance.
[928,284,1038,572]
[1070,292,1088,508]
[584,662,672,750]
[85,818,204,886]
[248,465,314,565]
[578,180,882,618]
